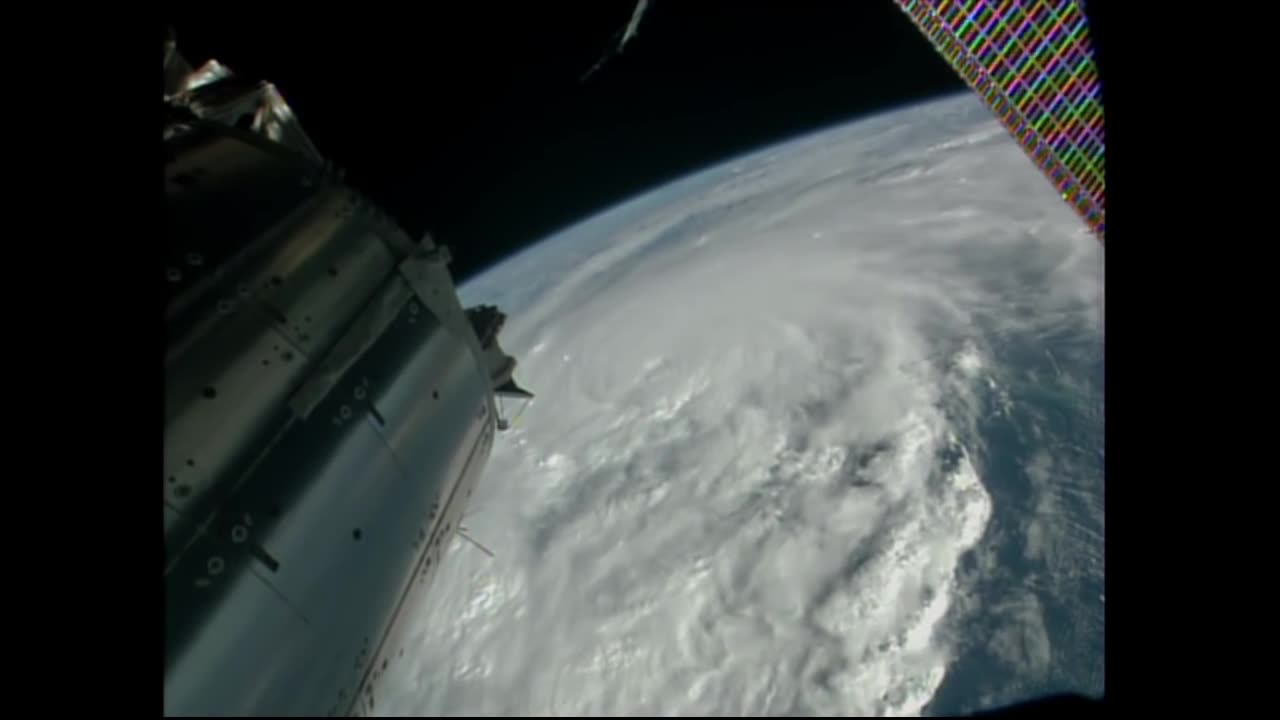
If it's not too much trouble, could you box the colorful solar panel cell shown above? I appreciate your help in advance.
[894,0,1105,242]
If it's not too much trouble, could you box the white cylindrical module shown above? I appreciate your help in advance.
[164,49,506,716]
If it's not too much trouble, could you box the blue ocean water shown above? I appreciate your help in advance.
[926,328,1104,714]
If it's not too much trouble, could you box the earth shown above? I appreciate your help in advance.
[377,90,1104,716]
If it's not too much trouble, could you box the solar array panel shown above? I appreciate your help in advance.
[895,0,1105,242]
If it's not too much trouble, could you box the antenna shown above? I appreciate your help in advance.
[457,526,495,558]
[496,394,533,431]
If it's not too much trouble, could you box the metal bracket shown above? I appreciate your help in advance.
[396,246,488,373]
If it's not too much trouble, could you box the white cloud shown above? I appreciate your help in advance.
[987,593,1053,677]
[379,93,1102,716]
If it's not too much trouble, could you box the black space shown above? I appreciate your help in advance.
[170,2,970,284]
